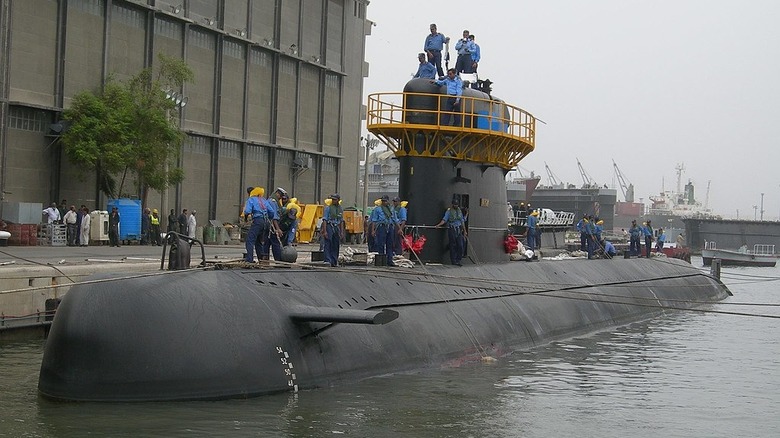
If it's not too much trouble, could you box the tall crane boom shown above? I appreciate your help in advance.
[612,159,635,202]
[544,162,560,187]
[576,158,595,188]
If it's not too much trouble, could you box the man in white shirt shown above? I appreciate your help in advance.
[188,210,197,239]
[42,203,60,224]
[62,205,78,246]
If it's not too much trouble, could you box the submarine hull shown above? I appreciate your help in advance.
[39,259,729,401]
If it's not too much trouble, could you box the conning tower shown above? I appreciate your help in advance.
[367,78,536,263]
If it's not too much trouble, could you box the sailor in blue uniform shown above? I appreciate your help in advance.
[628,219,642,256]
[243,187,271,263]
[642,220,654,258]
[322,193,344,267]
[576,215,587,251]
[370,195,397,266]
[435,199,467,266]
[526,210,538,251]
[392,197,407,255]
[584,216,596,259]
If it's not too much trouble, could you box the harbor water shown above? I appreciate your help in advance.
[1,258,778,437]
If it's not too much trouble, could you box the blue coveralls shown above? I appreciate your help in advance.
[643,224,653,257]
[629,224,642,256]
[323,204,343,267]
[259,198,281,260]
[370,204,396,266]
[584,220,596,259]
[526,214,537,251]
[433,75,463,126]
[442,207,465,265]
[576,218,586,251]
[394,205,407,255]
[243,196,270,262]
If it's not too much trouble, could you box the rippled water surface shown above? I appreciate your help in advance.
[1,261,778,437]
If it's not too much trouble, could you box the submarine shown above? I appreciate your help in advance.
[38,78,731,402]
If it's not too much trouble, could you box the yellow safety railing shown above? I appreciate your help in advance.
[366,91,536,169]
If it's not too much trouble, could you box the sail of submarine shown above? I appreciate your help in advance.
[38,77,731,402]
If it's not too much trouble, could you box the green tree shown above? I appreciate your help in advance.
[61,54,194,204]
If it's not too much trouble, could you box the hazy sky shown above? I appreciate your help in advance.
[363,1,780,220]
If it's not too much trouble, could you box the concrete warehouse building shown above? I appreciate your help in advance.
[0,0,370,222]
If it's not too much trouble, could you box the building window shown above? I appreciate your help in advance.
[323,157,337,172]
[112,2,144,29]
[188,136,210,155]
[71,0,104,16]
[219,140,240,158]
[247,145,268,162]
[154,17,181,40]
[190,27,216,50]
[280,58,296,76]
[250,49,271,67]
[277,149,293,165]
[8,107,50,133]
[224,40,245,60]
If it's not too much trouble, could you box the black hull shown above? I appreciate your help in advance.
[39,260,730,401]
[702,257,776,267]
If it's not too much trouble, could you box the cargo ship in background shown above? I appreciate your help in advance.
[614,163,718,245]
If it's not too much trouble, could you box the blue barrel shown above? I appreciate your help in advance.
[107,199,142,242]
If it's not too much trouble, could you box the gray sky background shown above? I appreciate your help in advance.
[363,0,780,220]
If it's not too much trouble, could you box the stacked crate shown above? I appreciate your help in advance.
[39,223,67,246]
[6,223,39,246]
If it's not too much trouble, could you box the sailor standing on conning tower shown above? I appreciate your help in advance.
[435,199,467,266]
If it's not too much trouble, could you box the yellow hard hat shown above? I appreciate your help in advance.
[400,201,408,208]
[290,197,298,205]
[374,199,382,206]
[530,211,539,216]
[152,209,158,214]
[324,198,332,206]
[597,220,604,225]
[250,187,264,197]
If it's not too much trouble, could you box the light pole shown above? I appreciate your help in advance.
[753,205,758,221]
[162,89,187,218]
[760,192,764,221]
[361,135,379,216]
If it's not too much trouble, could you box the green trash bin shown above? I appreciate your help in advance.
[204,226,216,244]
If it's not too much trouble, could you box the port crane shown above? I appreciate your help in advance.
[612,160,635,202]
[576,158,596,188]
[544,162,561,187]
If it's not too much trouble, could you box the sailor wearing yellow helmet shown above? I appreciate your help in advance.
[370,195,397,266]
[392,197,407,255]
[278,201,299,246]
[260,188,284,260]
[150,208,161,246]
[321,193,344,267]
[243,187,272,263]
[526,209,538,252]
